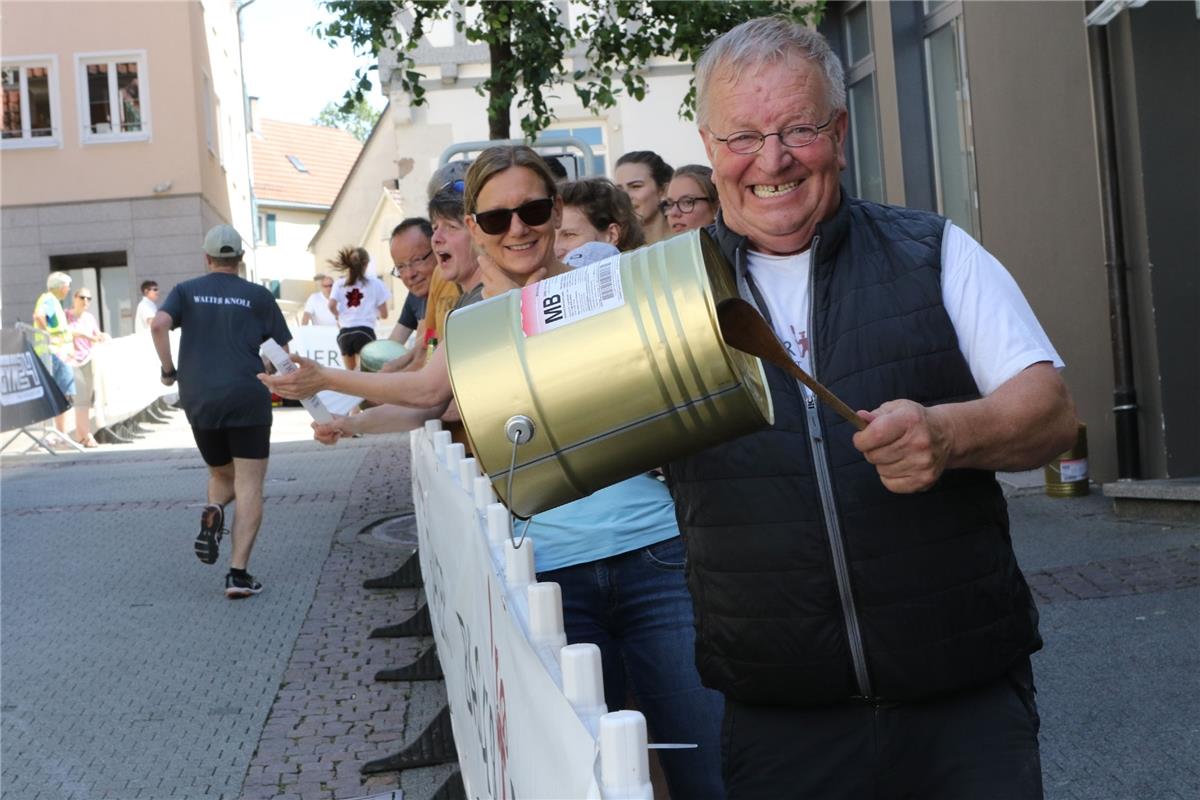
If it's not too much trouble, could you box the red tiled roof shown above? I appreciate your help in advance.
[251,119,361,207]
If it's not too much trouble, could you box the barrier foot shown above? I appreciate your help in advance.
[369,605,432,638]
[360,705,457,774]
[375,645,443,682]
[431,770,465,800]
[95,426,134,445]
[363,551,423,590]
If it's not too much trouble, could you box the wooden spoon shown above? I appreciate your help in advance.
[717,297,867,431]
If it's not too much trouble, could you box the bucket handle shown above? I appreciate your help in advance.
[504,415,537,548]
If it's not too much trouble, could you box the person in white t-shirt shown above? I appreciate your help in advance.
[134,280,159,332]
[300,273,337,326]
[664,17,1080,800]
[327,246,390,371]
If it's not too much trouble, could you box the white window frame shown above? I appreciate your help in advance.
[1,54,62,150]
[75,50,151,144]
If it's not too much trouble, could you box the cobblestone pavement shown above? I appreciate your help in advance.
[3,415,1196,800]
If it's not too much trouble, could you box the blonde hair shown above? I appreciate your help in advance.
[464,146,559,215]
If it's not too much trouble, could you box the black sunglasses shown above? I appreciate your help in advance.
[473,197,554,235]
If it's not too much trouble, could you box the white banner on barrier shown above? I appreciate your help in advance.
[413,436,601,800]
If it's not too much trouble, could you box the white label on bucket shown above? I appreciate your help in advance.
[520,255,624,336]
[1059,458,1088,482]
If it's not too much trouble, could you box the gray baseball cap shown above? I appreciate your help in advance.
[203,224,244,257]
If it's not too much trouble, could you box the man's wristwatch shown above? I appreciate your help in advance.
[161,366,177,379]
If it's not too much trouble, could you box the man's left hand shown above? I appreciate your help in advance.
[852,400,954,494]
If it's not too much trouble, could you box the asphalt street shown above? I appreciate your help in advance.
[1,407,1196,800]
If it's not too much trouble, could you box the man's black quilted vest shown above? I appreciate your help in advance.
[668,197,1041,707]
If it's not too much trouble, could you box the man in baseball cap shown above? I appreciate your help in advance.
[150,224,291,599]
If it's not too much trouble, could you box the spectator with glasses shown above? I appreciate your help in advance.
[301,273,337,326]
[553,177,644,261]
[666,18,1076,798]
[67,287,109,448]
[614,150,674,246]
[385,218,438,347]
[662,164,720,234]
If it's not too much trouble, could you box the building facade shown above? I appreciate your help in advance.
[1,0,253,336]
[816,0,1198,483]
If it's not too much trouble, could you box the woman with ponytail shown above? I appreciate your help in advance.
[327,245,390,371]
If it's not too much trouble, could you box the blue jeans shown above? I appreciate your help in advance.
[539,536,726,799]
[49,353,76,399]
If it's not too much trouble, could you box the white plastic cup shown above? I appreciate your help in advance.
[445,442,465,476]
[528,582,567,651]
[599,710,653,800]
[505,537,535,589]
[562,642,607,738]
[458,456,478,489]
[474,476,495,510]
[433,430,452,461]
[486,503,511,547]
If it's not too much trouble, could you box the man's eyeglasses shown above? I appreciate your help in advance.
[708,113,837,155]
[660,196,712,214]
[391,250,433,278]
[473,198,554,235]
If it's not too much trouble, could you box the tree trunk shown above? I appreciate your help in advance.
[487,24,513,140]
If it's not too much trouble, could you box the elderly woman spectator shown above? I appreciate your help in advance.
[614,150,674,245]
[663,164,720,234]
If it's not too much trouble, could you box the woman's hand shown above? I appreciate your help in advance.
[312,414,352,446]
[257,355,326,399]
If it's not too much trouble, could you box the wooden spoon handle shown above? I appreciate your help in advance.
[779,360,867,431]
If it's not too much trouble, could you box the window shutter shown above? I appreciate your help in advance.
[266,213,276,246]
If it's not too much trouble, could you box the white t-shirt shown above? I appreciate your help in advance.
[745,221,1063,397]
[331,276,390,329]
[303,291,338,326]
[134,296,157,332]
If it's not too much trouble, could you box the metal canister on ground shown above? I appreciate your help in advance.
[1044,421,1090,497]
[444,228,773,518]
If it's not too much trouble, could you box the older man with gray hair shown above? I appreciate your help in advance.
[664,16,1077,799]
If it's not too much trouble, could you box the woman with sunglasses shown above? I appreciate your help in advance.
[663,164,720,234]
[614,150,674,246]
[260,147,725,797]
[466,146,724,800]
[67,288,108,447]
[327,246,390,371]
[553,177,644,261]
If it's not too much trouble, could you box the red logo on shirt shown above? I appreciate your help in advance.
[345,287,364,307]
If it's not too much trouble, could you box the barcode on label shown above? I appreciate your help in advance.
[597,263,615,301]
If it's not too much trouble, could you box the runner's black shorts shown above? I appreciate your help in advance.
[336,326,376,357]
[192,425,271,465]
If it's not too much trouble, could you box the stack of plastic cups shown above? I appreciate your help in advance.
[562,643,607,739]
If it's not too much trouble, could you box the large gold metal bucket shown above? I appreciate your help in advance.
[444,228,773,517]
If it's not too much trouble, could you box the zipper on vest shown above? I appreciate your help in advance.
[804,235,874,699]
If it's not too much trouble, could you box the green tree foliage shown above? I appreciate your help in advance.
[314,97,382,142]
[318,0,822,141]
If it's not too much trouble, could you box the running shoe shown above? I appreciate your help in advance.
[224,571,263,599]
[194,504,225,565]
